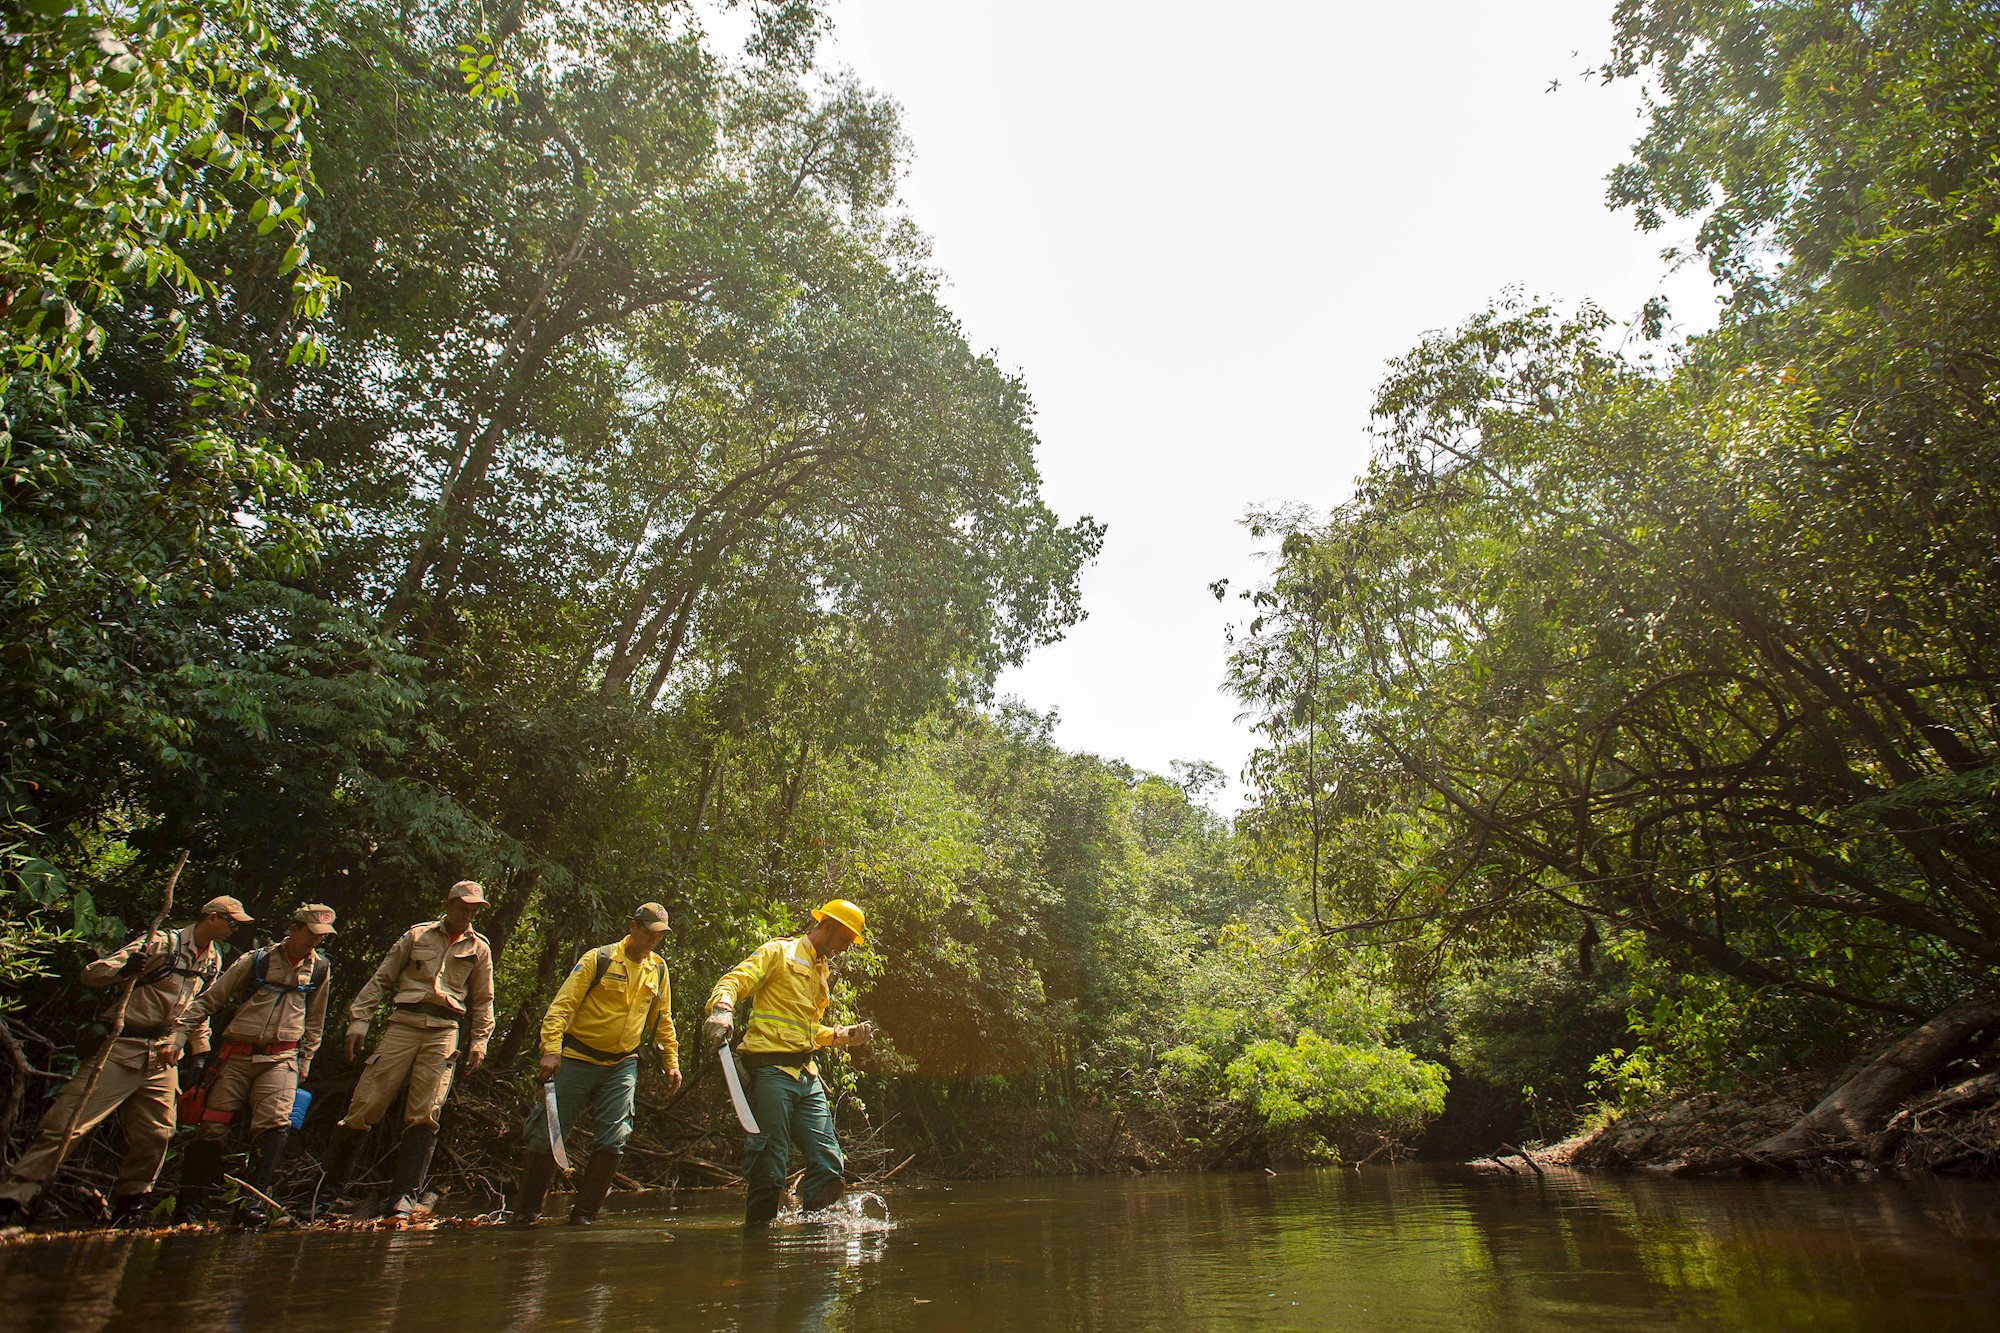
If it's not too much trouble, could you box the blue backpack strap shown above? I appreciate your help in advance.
[252,946,327,995]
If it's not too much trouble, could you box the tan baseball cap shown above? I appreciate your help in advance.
[291,903,338,935]
[447,880,488,906]
[201,895,253,923]
[632,902,672,934]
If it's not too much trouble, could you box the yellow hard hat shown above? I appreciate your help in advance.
[811,898,866,944]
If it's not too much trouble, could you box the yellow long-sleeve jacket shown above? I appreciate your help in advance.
[539,943,678,1071]
[706,935,839,1077]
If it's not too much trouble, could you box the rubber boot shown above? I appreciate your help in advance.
[109,1191,154,1229]
[800,1175,846,1214]
[315,1123,368,1218]
[237,1128,289,1227]
[511,1152,557,1227]
[743,1187,783,1228]
[387,1125,438,1218]
[566,1149,621,1226]
[174,1139,225,1224]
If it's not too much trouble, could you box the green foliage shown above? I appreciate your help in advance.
[0,2,1135,1187]
[1221,1031,1447,1163]
[1149,923,1449,1164]
[1445,947,1630,1113]
[1,0,347,993]
[1,0,338,387]
[1231,0,2000,1111]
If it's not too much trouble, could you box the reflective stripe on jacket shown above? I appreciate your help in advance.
[706,936,838,1074]
[539,945,678,1071]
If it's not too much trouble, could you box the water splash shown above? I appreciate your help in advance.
[787,1190,892,1231]
[846,1191,890,1222]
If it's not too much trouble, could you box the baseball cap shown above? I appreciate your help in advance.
[291,903,338,936]
[201,895,253,923]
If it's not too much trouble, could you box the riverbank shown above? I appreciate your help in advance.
[1481,1068,2000,1180]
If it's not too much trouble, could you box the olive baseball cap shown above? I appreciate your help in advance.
[291,903,338,935]
[632,902,672,934]
[201,895,253,923]
[447,880,489,906]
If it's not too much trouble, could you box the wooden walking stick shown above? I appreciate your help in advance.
[35,848,189,1218]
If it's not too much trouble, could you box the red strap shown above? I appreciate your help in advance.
[217,1039,297,1058]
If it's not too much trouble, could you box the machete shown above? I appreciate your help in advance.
[719,1043,761,1135]
[543,1080,571,1171]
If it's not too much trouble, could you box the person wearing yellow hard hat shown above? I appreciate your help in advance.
[704,898,873,1226]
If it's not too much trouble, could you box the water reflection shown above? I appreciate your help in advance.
[1,1166,1995,1331]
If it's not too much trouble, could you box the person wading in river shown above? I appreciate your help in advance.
[510,902,681,1227]
[0,896,251,1229]
[172,904,335,1225]
[320,879,495,1218]
[703,898,875,1227]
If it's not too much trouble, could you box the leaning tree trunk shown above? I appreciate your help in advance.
[1753,995,2000,1159]
[1678,994,2000,1175]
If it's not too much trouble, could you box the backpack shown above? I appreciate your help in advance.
[250,945,329,997]
[577,944,668,1070]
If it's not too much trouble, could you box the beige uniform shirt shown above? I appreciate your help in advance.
[180,944,331,1075]
[346,920,496,1054]
[86,926,223,1058]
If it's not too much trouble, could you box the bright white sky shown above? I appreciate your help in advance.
[823,1,1718,808]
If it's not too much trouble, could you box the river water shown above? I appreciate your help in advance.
[2,1165,1996,1330]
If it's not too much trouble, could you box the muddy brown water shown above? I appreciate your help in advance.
[2,1165,1997,1330]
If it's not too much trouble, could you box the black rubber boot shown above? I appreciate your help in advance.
[743,1186,783,1228]
[566,1149,621,1226]
[800,1175,846,1214]
[317,1123,368,1215]
[237,1128,289,1227]
[511,1152,557,1227]
[388,1125,438,1218]
[174,1139,225,1224]
[109,1191,154,1229]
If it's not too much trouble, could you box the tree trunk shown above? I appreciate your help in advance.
[1674,995,2000,1176]
[0,1016,28,1171]
[1754,995,2000,1159]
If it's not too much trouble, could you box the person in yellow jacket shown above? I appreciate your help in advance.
[704,898,874,1226]
[510,902,680,1227]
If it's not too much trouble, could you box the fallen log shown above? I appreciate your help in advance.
[681,1157,742,1185]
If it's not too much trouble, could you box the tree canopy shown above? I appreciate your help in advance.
[1232,0,2000,1102]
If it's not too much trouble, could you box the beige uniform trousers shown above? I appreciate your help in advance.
[190,1051,298,1140]
[0,1040,176,1204]
[340,1018,460,1132]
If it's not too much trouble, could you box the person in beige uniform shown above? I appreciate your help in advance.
[173,904,335,1225]
[320,880,495,1217]
[0,896,251,1228]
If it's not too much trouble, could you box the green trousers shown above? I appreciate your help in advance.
[523,1055,638,1153]
[742,1064,844,1224]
